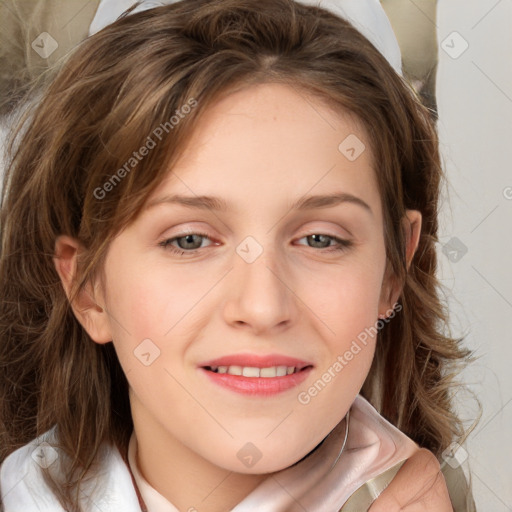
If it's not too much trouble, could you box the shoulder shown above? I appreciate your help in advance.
[0,428,141,512]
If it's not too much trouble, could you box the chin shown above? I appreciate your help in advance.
[207,443,314,475]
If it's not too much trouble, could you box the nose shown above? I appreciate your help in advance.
[222,242,297,334]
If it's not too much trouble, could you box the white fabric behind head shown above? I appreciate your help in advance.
[296,0,402,75]
[88,0,402,75]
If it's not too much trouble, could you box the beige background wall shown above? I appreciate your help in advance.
[435,1,511,509]
[382,2,511,507]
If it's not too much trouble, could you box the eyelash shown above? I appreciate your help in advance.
[158,231,353,256]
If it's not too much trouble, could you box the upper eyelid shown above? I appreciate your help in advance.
[166,230,349,239]
[166,223,352,239]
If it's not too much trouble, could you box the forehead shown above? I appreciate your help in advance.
[147,82,381,220]
[182,82,373,160]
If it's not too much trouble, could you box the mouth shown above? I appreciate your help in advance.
[198,353,314,396]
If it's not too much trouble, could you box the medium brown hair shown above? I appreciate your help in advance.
[0,0,474,509]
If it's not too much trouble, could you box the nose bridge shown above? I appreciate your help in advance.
[223,234,295,331]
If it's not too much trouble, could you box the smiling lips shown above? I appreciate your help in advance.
[198,353,313,396]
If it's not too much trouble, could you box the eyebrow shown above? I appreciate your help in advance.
[146,192,373,215]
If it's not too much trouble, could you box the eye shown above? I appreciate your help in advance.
[158,232,213,256]
[158,231,353,257]
[296,233,353,252]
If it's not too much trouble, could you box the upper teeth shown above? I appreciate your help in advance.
[209,365,297,377]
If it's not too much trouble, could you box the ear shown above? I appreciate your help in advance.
[378,209,422,318]
[53,235,112,344]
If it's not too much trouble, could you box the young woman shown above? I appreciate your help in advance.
[0,0,475,510]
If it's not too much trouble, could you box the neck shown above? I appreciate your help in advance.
[130,396,267,512]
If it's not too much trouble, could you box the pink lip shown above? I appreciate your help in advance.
[198,353,312,370]
[198,353,314,397]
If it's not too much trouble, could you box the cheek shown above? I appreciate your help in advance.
[301,267,381,412]
[301,260,384,339]
[106,275,157,337]
[104,255,196,339]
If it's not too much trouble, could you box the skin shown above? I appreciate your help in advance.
[54,82,451,511]
[370,448,453,511]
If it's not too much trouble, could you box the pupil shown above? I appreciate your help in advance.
[309,234,329,248]
[180,234,201,249]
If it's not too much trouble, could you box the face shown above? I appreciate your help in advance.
[66,82,401,474]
